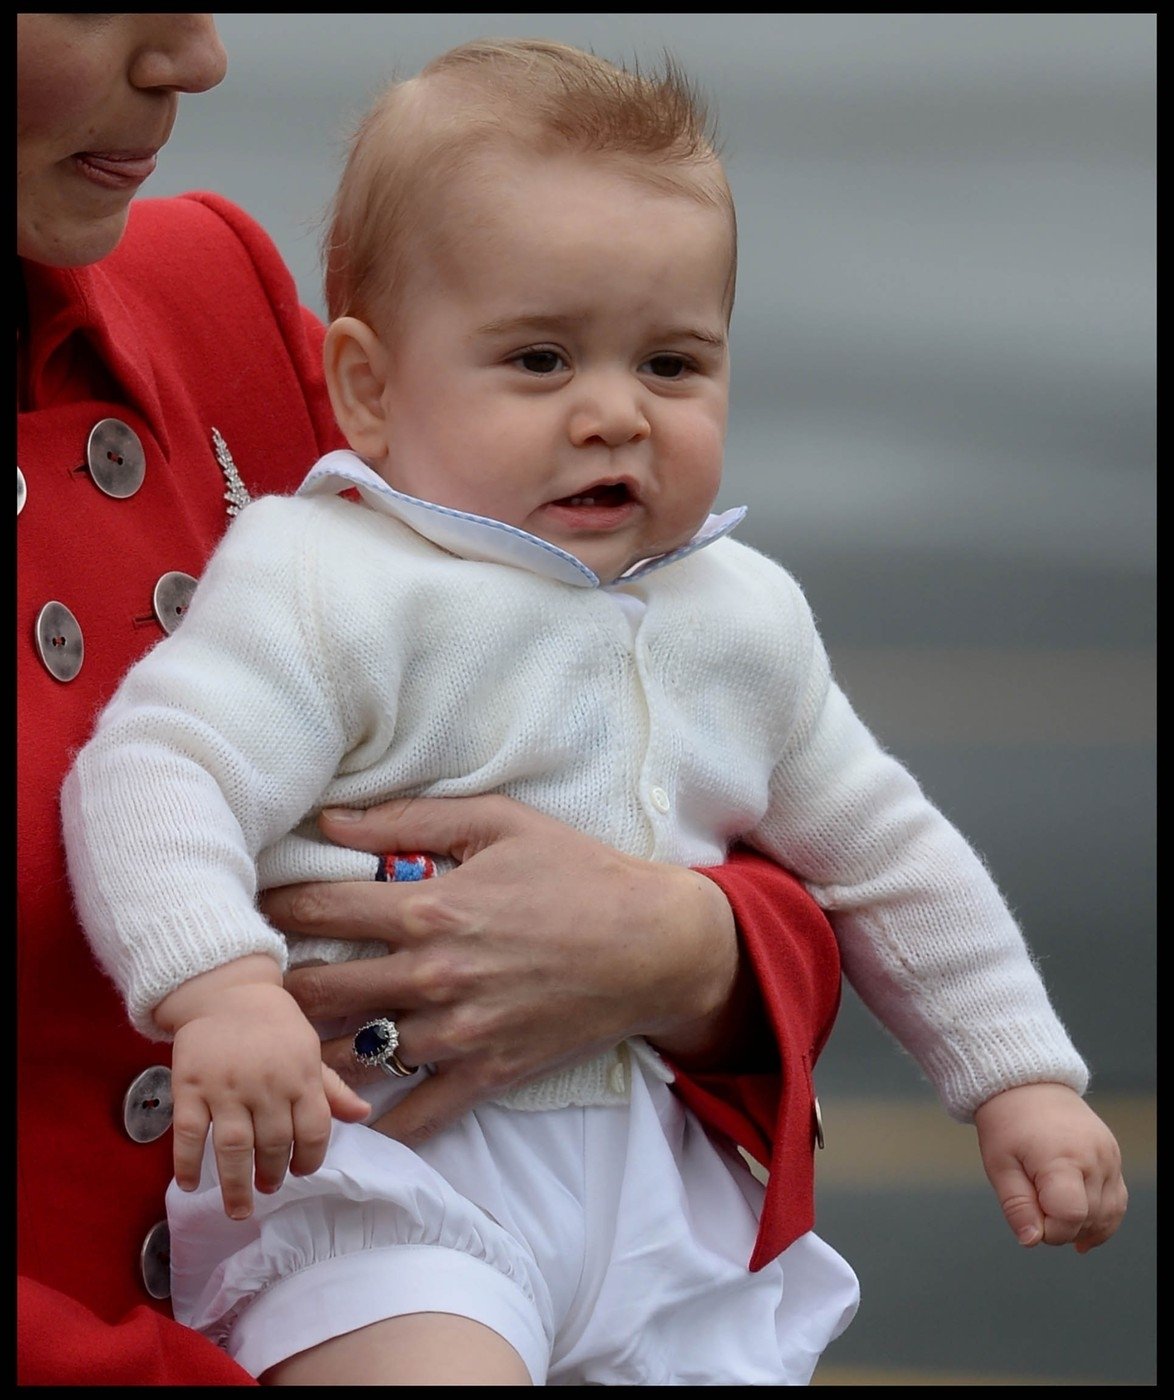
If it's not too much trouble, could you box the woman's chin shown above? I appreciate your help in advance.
[19,202,132,270]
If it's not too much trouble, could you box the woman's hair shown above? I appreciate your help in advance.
[322,37,737,326]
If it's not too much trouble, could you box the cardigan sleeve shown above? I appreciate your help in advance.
[60,498,350,1037]
[749,595,1089,1122]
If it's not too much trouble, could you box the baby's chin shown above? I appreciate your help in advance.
[571,539,688,586]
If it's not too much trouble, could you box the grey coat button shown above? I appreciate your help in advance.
[152,572,198,634]
[17,466,26,515]
[139,1220,172,1300]
[122,1064,174,1143]
[87,418,146,499]
[35,600,84,682]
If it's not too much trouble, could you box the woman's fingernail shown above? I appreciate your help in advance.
[322,807,363,822]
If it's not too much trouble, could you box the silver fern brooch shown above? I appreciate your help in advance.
[211,426,252,517]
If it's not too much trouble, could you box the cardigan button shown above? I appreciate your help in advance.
[34,600,84,682]
[152,571,198,634]
[139,1220,172,1300]
[17,466,27,515]
[122,1065,174,1143]
[86,417,146,499]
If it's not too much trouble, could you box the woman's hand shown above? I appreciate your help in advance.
[261,796,749,1146]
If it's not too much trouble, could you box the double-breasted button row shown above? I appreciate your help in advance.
[124,1066,175,1299]
[18,419,146,516]
[32,571,195,684]
[23,418,197,681]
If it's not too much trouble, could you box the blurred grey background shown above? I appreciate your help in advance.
[157,14,1155,1385]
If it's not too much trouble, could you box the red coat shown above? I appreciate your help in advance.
[16,194,840,1384]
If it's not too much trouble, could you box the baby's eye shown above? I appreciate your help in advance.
[514,348,566,375]
[642,354,690,379]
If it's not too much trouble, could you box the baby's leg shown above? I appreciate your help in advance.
[261,1313,533,1386]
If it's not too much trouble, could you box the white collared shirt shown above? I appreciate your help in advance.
[298,449,747,589]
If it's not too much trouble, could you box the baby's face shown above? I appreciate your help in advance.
[367,150,732,584]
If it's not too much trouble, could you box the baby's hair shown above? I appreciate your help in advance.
[322,37,736,326]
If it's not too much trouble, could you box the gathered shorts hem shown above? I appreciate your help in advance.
[170,1062,859,1383]
[229,1242,550,1384]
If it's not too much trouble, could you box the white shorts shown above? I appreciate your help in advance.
[167,1058,858,1385]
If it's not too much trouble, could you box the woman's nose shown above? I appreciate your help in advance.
[130,14,229,95]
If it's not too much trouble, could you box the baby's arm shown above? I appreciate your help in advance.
[973,1083,1127,1252]
[154,953,369,1219]
[744,562,1125,1248]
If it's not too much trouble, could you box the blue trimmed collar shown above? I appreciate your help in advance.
[298,450,746,589]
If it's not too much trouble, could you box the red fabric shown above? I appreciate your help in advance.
[676,849,842,1271]
[17,1279,259,1386]
[18,194,342,1385]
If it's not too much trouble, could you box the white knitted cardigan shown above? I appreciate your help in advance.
[61,453,1088,1120]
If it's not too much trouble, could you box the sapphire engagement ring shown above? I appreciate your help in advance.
[352,1017,417,1078]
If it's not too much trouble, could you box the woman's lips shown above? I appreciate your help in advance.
[73,151,159,189]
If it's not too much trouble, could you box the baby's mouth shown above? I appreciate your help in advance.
[554,482,634,508]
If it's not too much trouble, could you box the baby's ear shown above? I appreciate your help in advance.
[323,317,391,462]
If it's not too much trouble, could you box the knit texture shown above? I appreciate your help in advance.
[61,483,1089,1120]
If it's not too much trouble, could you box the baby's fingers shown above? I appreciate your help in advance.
[1034,1164,1092,1246]
[986,1157,1046,1247]
[251,1099,295,1198]
[171,1095,212,1194]
[211,1107,260,1220]
[322,1063,372,1124]
[1073,1171,1129,1254]
[288,1089,334,1180]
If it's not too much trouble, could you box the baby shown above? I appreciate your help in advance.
[62,37,1124,1387]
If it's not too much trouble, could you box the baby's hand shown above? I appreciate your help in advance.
[973,1082,1127,1253]
[156,955,370,1219]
